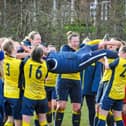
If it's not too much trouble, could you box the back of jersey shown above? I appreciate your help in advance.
[3,55,21,98]
[109,58,126,100]
[45,72,57,87]
[24,58,48,100]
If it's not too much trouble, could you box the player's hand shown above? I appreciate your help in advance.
[98,40,105,49]
[104,56,110,69]
[95,103,100,113]
[22,45,31,53]
[123,104,126,115]
[98,40,109,49]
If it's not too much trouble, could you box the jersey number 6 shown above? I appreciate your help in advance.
[120,64,126,77]
[29,64,42,79]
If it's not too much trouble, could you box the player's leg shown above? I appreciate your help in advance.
[94,81,106,126]
[85,95,95,126]
[22,115,32,126]
[22,97,35,126]
[97,108,109,126]
[38,114,47,126]
[0,102,4,125]
[45,87,53,125]
[54,79,69,126]
[47,87,57,125]
[70,80,82,126]
[9,99,22,126]
[4,100,13,126]
[113,101,124,126]
[47,101,52,125]
[94,103,100,126]
[106,111,115,126]
[0,80,5,125]
[51,88,57,121]
[72,103,81,126]
[4,117,13,126]
[55,101,67,126]
[37,99,48,126]
[122,88,126,126]
[113,110,124,126]
[34,113,40,126]
[97,96,114,126]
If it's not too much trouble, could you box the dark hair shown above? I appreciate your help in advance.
[120,46,126,53]
[111,38,126,45]
[31,45,43,63]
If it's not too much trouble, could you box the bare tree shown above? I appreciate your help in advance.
[3,0,7,27]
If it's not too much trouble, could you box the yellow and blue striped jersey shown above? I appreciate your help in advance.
[45,72,57,87]
[108,58,126,100]
[3,55,22,98]
[87,39,101,45]
[24,58,47,100]
[102,59,114,82]
[61,72,81,80]
[60,44,81,80]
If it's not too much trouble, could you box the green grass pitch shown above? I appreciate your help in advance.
[31,100,89,126]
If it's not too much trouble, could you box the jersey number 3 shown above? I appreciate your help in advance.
[120,64,126,77]
[6,63,10,76]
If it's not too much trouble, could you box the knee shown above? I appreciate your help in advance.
[53,103,57,110]
[113,110,122,121]
[48,102,52,110]
[72,104,81,113]
[57,102,66,111]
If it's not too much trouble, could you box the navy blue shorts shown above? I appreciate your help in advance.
[4,90,24,117]
[57,79,82,103]
[101,96,123,111]
[45,87,57,101]
[4,99,12,116]
[4,98,22,119]
[22,97,48,116]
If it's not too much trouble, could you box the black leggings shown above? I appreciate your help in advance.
[82,95,95,126]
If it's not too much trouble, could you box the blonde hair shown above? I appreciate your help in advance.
[2,39,14,56]
[0,37,8,48]
[66,31,79,42]
[23,31,40,41]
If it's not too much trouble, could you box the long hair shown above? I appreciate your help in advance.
[31,45,43,63]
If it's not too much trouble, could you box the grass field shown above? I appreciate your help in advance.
[31,100,89,126]
[61,100,89,126]
[31,99,89,126]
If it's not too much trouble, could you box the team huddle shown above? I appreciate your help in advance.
[0,31,126,126]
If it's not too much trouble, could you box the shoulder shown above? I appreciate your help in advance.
[60,44,75,52]
[60,44,70,51]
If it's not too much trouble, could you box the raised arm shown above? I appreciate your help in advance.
[99,39,122,49]
[104,56,110,69]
